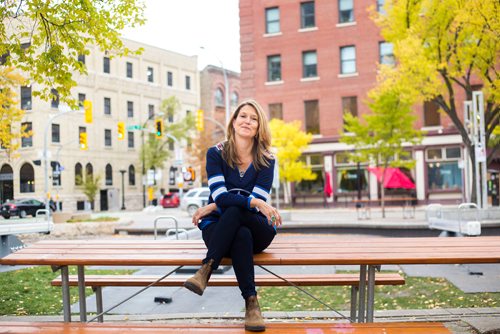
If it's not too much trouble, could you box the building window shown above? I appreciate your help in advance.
[85,163,93,181]
[265,7,280,34]
[21,86,32,110]
[77,54,85,64]
[103,57,110,74]
[302,50,318,78]
[185,75,191,90]
[423,100,441,126]
[168,109,174,123]
[294,154,324,195]
[267,55,282,82]
[340,46,356,74]
[304,100,319,134]
[79,126,86,145]
[75,163,83,186]
[128,131,134,148]
[78,93,86,110]
[21,122,32,147]
[51,124,60,143]
[231,92,239,107]
[104,129,112,147]
[105,164,113,186]
[104,97,111,115]
[335,152,368,193]
[300,1,315,28]
[127,101,134,118]
[379,42,395,65]
[128,165,136,186]
[338,0,354,23]
[269,103,283,120]
[148,104,155,120]
[215,88,224,106]
[126,62,133,78]
[426,147,462,191]
[147,67,154,82]
[20,163,35,193]
[51,88,59,109]
[377,0,385,13]
[342,96,358,131]
[167,71,173,86]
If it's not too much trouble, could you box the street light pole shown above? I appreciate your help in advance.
[119,169,126,210]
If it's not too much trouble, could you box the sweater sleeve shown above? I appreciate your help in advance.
[247,158,275,209]
[206,147,249,209]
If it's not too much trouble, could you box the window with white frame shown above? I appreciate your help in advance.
[295,154,324,195]
[335,152,368,193]
[338,0,354,23]
[215,88,224,106]
[267,55,281,81]
[300,1,315,28]
[147,67,154,82]
[104,97,111,115]
[302,50,318,78]
[340,46,356,74]
[426,147,462,191]
[379,42,395,65]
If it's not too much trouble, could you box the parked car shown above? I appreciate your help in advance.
[160,192,180,208]
[180,187,210,216]
[0,198,54,219]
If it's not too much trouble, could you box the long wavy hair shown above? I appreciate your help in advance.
[222,99,272,171]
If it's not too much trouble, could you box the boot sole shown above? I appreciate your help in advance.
[245,324,265,332]
[183,281,204,296]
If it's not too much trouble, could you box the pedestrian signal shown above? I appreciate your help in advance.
[117,122,125,140]
[196,109,204,132]
[84,100,92,123]
[79,132,88,150]
[155,119,163,138]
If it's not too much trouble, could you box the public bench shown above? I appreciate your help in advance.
[51,272,405,322]
[0,321,452,333]
[2,236,500,325]
[353,197,416,219]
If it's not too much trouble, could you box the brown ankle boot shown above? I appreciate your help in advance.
[183,259,214,296]
[245,295,265,332]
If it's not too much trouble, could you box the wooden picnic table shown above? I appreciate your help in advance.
[1,235,500,323]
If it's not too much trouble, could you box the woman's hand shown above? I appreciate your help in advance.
[192,203,217,226]
[251,198,282,227]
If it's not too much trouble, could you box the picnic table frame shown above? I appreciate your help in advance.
[1,235,499,324]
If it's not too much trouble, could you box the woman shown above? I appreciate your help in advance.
[184,99,282,332]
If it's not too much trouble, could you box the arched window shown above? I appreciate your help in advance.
[85,163,93,181]
[20,163,35,193]
[105,164,113,186]
[231,91,239,107]
[0,164,14,202]
[75,163,83,185]
[128,165,135,186]
[214,87,224,106]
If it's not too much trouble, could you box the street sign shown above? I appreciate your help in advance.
[126,125,143,131]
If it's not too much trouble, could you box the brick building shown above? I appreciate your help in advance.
[239,0,489,206]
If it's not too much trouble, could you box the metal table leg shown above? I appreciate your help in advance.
[77,265,87,322]
[93,287,104,322]
[350,286,358,322]
[60,266,71,322]
[357,265,367,323]
[366,265,377,322]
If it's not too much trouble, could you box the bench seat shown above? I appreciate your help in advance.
[0,321,451,333]
[52,273,405,322]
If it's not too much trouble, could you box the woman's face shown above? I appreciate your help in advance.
[233,105,259,140]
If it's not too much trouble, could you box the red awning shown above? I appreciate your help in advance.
[367,167,416,189]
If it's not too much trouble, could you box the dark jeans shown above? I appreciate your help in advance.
[201,206,276,299]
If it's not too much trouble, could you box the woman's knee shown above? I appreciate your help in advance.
[221,206,245,220]
[235,226,252,243]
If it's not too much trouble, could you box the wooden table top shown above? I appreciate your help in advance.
[1,236,500,267]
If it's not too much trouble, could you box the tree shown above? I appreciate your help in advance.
[0,67,31,160]
[341,88,422,217]
[374,0,500,202]
[140,96,195,182]
[1,0,145,107]
[269,119,316,205]
[76,173,101,210]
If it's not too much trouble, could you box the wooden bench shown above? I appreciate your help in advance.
[51,273,405,322]
[354,197,416,219]
[0,321,452,333]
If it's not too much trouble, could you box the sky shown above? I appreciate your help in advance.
[122,0,241,73]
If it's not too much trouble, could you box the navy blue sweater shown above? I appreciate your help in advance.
[198,142,275,230]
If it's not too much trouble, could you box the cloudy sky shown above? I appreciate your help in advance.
[122,0,241,72]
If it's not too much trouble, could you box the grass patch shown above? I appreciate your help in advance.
[66,216,119,223]
[0,266,135,315]
[258,273,500,312]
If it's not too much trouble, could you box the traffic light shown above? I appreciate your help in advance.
[117,121,125,140]
[79,132,88,150]
[196,109,204,132]
[155,119,163,138]
[84,100,92,123]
